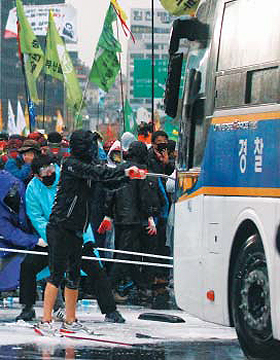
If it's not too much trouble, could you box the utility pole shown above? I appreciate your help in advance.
[151,0,155,132]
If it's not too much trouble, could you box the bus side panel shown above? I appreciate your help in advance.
[174,195,204,318]
[202,195,229,324]
[202,195,280,338]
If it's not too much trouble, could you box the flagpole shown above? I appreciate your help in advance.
[151,0,155,132]
[116,19,125,137]
[75,77,89,128]
[20,54,32,134]
[97,100,100,131]
[17,20,32,133]
[42,35,48,131]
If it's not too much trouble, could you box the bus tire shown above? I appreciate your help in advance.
[231,234,280,359]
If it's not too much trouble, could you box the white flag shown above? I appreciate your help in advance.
[16,100,26,135]
[8,100,17,135]
[55,109,64,133]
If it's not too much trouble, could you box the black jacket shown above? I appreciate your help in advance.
[49,156,127,232]
[104,161,162,226]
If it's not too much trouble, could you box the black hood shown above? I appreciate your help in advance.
[70,130,98,163]
[126,141,148,165]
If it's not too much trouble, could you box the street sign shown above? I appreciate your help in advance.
[133,58,185,99]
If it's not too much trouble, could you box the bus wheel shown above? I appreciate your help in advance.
[231,234,280,359]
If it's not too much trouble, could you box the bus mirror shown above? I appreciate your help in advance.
[187,69,202,105]
[192,98,205,125]
[169,18,209,54]
[164,53,183,118]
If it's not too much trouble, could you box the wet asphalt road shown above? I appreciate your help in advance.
[0,301,247,360]
[0,339,247,360]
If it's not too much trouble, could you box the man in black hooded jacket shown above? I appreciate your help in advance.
[37,130,144,335]
[98,141,158,297]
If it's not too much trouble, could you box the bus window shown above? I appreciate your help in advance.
[215,72,245,108]
[215,0,280,110]
[217,0,280,71]
[179,48,208,169]
[245,67,280,105]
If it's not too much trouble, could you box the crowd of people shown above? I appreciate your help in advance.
[0,127,177,334]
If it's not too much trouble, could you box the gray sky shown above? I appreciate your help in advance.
[66,0,163,69]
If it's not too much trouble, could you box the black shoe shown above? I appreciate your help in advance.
[16,306,36,321]
[105,310,125,323]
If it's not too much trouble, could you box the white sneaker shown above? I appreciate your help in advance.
[34,321,57,336]
[60,320,93,334]
[53,307,66,322]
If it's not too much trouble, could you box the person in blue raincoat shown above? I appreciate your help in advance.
[16,154,125,323]
[0,170,44,292]
[4,139,41,186]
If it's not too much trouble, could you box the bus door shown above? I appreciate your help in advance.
[166,4,211,315]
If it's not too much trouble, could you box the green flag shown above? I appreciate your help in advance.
[44,11,82,111]
[124,99,137,135]
[44,11,64,81]
[89,4,121,92]
[16,0,44,104]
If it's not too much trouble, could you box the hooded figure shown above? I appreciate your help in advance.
[70,130,98,164]
[39,130,136,329]
[121,132,136,152]
[0,171,39,291]
[100,141,157,295]
[107,140,122,167]
[126,141,148,166]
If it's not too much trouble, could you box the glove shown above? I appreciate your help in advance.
[125,166,147,179]
[98,216,112,234]
[146,217,157,236]
[37,238,48,247]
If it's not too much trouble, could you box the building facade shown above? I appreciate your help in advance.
[126,8,173,113]
[0,0,75,133]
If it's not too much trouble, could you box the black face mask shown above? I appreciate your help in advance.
[42,172,56,186]
[4,183,20,213]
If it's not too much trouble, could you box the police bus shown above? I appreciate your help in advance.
[164,0,280,358]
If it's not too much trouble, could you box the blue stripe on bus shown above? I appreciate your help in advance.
[190,116,280,194]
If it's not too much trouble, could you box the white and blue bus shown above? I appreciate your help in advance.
[165,0,280,358]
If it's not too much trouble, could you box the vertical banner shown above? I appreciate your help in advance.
[16,100,27,135]
[8,100,17,135]
[56,109,64,133]
[24,105,30,135]
[0,100,3,132]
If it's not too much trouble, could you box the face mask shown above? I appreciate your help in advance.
[42,172,56,186]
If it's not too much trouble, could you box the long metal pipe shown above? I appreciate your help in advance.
[151,0,155,131]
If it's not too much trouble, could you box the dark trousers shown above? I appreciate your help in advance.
[47,224,83,290]
[81,246,116,314]
[109,224,145,290]
[19,244,116,315]
[19,248,49,307]
[141,217,170,283]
